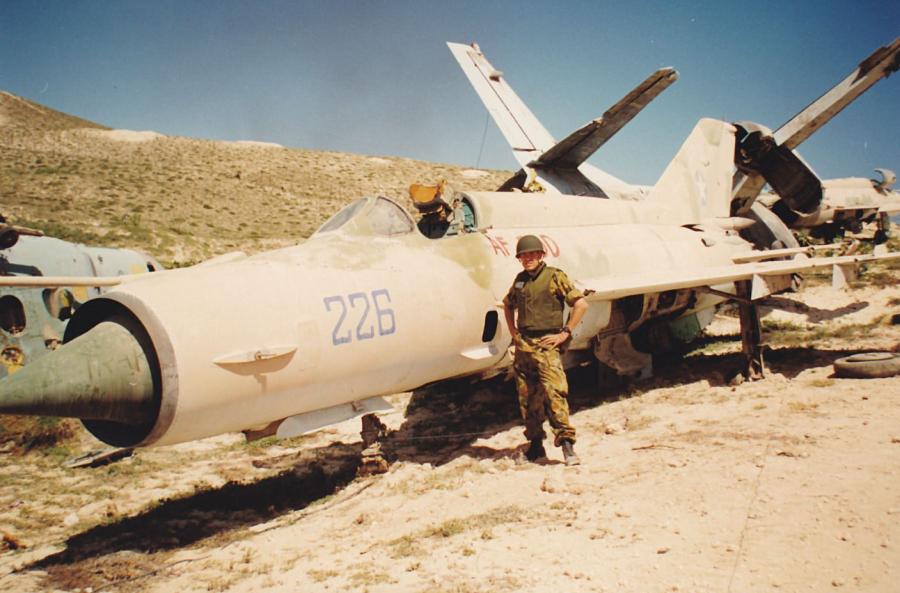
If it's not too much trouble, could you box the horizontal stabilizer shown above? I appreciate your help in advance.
[533,68,678,169]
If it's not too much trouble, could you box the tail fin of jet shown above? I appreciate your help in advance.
[647,118,735,223]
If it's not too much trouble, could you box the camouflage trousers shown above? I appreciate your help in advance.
[512,335,576,446]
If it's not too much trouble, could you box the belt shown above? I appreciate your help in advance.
[519,328,562,339]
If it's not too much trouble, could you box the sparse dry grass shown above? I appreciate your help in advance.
[787,401,822,415]
[388,505,527,558]
[308,568,340,582]
[0,92,511,266]
[625,414,658,432]
[393,455,500,495]
[761,316,888,347]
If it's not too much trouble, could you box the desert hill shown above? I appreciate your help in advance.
[0,91,511,266]
[0,92,107,132]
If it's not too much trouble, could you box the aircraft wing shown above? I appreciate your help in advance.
[447,42,556,168]
[533,68,678,170]
[878,201,900,214]
[732,37,900,214]
[581,252,900,302]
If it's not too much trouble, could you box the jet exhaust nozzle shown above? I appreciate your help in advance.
[0,320,158,425]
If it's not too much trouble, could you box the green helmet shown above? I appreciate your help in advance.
[515,235,545,256]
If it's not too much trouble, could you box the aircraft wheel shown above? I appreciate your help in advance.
[833,352,900,379]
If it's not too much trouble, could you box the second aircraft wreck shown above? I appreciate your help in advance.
[448,38,900,250]
[0,42,897,451]
[0,216,161,378]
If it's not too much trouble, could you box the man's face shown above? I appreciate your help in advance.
[517,250,544,273]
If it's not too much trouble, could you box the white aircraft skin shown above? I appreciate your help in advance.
[1,117,897,450]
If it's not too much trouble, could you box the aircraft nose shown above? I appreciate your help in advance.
[0,319,157,425]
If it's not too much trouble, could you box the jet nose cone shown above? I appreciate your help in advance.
[0,319,158,425]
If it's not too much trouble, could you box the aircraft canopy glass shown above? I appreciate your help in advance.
[313,196,414,237]
[315,199,367,234]
[368,197,414,236]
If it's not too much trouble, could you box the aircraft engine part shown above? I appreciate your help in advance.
[0,227,19,250]
[833,352,900,378]
[0,308,159,446]
[733,122,822,220]
[739,202,800,251]
[593,333,652,378]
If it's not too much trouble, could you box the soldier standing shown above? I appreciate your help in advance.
[503,235,588,466]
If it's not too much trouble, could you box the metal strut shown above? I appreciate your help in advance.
[736,280,765,380]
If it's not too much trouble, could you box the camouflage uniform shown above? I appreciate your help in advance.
[504,263,584,446]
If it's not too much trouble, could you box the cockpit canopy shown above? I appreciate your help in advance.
[314,196,415,237]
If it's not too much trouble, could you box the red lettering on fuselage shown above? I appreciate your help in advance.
[504,233,563,259]
[539,235,560,258]
[485,234,510,256]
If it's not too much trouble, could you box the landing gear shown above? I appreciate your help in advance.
[358,413,389,477]
[735,280,765,381]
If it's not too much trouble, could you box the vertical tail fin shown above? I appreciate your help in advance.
[646,119,735,223]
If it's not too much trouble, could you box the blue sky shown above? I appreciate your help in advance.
[1,1,898,185]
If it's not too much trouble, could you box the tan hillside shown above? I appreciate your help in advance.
[0,91,511,266]
[0,92,107,132]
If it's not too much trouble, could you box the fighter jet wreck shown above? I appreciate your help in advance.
[0,215,161,378]
[448,38,900,252]
[757,168,900,244]
[0,44,898,453]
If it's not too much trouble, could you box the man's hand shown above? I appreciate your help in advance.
[538,331,569,348]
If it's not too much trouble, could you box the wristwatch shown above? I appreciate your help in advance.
[561,327,572,336]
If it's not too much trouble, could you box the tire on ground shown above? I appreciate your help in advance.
[833,352,900,379]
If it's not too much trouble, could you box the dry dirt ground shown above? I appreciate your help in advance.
[0,281,898,593]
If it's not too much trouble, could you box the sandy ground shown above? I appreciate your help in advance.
[0,282,898,593]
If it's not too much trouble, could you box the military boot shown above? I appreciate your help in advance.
[561,440,581,466]
[525,439,546,462]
